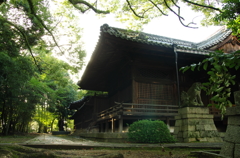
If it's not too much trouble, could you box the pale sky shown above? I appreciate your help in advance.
[74,5,222,82]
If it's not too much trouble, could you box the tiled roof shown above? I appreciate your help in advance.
[197,26,232,49]
[100,24,231,54]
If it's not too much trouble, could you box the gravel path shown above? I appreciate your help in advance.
[23,134,223,149]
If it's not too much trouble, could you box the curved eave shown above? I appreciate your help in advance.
[78,24,228,91]
[78,32,174,91]
[197,27,232,49]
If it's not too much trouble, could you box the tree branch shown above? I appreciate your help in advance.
[163,0,184,20]
[70,3,91,13]
[50,16,63,32]
[149,0,168,16]
[2,19,39,68]
[140,6,155,17]
[126,0,144,18]
[27,0,63,54]
[163,0,185,23]
[69,0,110,14]
[171,0,198,28]
[183,0,222,12]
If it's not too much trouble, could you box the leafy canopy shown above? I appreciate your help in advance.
[0,0,84,134]
[68,0,239,33]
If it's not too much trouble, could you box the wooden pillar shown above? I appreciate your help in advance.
[93,96,97,113]
[105,120,109,132]
[166,117,170,130]
[111,118,115,133]
[118,117,123,133]
[100,122,104,132]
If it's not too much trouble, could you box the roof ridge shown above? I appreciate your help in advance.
[197,26,232,49]
[202,26,227,41]
[101,24,197,48]
[101,24,232,52]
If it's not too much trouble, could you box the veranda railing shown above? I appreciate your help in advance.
[97,102,179,121]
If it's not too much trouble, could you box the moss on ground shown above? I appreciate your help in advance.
[0,133,39,143]
[0,145,57,158]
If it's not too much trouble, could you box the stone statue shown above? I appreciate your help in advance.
[234,91,240,106]
[181,82,204,106]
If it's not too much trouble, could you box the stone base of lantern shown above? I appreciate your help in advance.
[220,106,240,158]
[173,107,222,143]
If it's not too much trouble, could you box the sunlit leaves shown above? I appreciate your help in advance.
[48,0,86,72]
[213,0,240,36]
[66,0,239,34]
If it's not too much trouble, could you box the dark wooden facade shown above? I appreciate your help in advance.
[70,25,240,133]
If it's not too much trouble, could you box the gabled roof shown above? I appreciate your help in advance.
[78,24,232,91]
[99,24,231,54]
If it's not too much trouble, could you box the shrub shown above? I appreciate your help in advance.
[127,120,175,143]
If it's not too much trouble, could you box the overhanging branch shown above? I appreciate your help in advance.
[27,0,63,54]
[126,0,144,18]
[2,19,39,68]
[69,0,110,14]
[171,0,198,28]
[163,0,184,20]
[149,0,168,16]
[183,0,222,12]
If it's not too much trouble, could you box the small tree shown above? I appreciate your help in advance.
[128,120,175,143]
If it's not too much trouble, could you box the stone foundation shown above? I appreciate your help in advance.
[220,106,240,158]
[174,107,222,143]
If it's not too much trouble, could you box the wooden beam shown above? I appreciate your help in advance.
[123,112,178,116]
[115,102,178,107]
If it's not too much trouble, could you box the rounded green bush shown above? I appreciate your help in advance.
[127,120,175,143]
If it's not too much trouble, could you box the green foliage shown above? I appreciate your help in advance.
[180,50,240,116]
[0,0,84,134]
[68,0,239,32]
[50,0,86,71]
[213,0,240,36]
[128,120,175,143]
[30,54,79,132]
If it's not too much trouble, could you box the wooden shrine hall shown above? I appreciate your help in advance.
[69,24,240,133]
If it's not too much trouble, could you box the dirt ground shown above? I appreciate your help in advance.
[0,134,208,158]
[0,145,195,158]
[53,149,191,158]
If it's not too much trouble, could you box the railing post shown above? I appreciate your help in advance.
[118,116,123,133]
[111,118,115,133]
[166,117,170,130]
[100,122,104,132]
[105,120,109,132]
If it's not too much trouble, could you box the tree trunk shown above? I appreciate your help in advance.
[38,122,43,133]
[50,118,57,132]
[4,115,11,135]
[58,118,64,131]
[43,125,48,133]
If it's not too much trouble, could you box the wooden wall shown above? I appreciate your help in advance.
[133,81,177,105]
[209,35,240,53]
